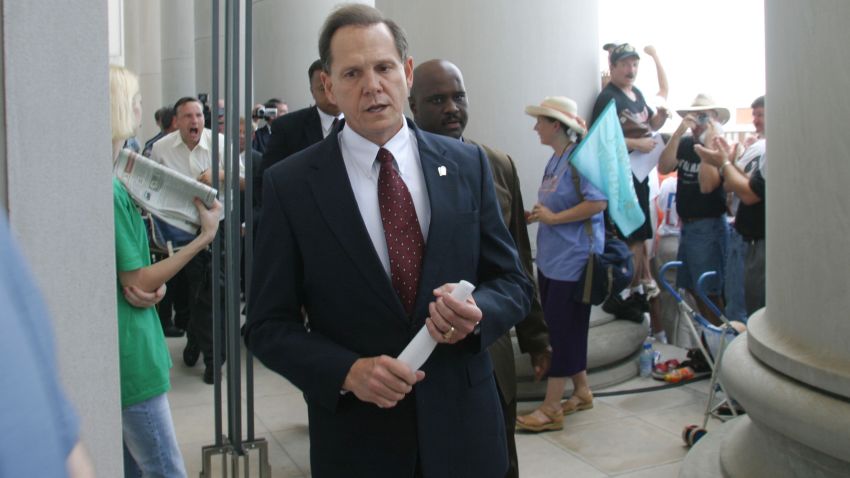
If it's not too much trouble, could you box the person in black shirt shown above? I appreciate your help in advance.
[695,131,766,316]
[591,42,669,340]
[659,94,730,325]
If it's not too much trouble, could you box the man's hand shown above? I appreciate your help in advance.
[530,348,552,382]
[123,284,166,308]
[195,198,222,243]
[643,45,658,58]
[197,169,214,186]
[343,356,425,408]
[695,136,734,168]
[675,114,697,137]
[425,283,483,344]
[630,137,656,154]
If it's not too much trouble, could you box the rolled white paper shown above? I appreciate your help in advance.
[396,280,476,370]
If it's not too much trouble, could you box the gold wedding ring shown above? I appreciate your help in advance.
[443,325,456,341]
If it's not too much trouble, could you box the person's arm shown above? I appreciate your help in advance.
[698,159,722,194]
[118,199,221,292]
[644,45,669,99]
[626,137,657,153]
[528,199,607,226]
[697,122,723,193]
[659,116,695,174]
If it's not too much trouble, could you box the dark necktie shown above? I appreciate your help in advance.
[377,147,424,315]
[331,117,339,133]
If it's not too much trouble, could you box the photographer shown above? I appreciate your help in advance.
[658,94,730,325]
[252,98,287,154]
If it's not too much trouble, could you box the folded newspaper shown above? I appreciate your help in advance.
[114,149,219,234]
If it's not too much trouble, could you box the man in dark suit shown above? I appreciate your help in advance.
[410,59,551,478]
[245,5,532,478]
[259,60,341,184]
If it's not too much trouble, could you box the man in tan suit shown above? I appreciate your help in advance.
[410,59,551,478]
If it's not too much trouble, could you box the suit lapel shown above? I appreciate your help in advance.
[307,126,405,317]
[411,123,461,318]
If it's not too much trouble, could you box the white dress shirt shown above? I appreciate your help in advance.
[150,128,244,195]
[318,108,343,138]
[339,121,431,277]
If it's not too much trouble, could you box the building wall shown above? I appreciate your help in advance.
[2,0,123,475]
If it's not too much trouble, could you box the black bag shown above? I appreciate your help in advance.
[575,235,634,305]
[566,163,634,306]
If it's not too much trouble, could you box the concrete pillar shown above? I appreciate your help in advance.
[194,0,225,103]
[682,1,850,475]
[137,0,164,142]
[161,0,196,104]
[2,1,122,475]
[376,0,599,244]
[251,0,373,111]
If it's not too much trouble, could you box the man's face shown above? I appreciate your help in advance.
[321,23,413,146]
[176,100,205,148]
[752,106,764,135]
[409,63,468,139]
[610,57,639,89]
[275,102,289,116]
[310,70,340,116]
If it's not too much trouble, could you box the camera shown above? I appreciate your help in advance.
[197,93,209,105]
[697,113,710,125]
[252,106,278,120]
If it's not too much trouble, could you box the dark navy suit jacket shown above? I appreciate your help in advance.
[245,119,532,478]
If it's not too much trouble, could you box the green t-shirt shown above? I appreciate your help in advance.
[113,178,172,408]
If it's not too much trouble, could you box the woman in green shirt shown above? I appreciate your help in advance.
[110,65,221,477]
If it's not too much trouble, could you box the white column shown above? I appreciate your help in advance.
[137,0,163,142]
[251,0,373,111]
[3,1,122,475]
[161,0,196,103]
[194,0,225,102]
[683,1,850,475]
[376,0,599,242]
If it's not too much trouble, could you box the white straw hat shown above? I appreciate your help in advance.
[525,96,587,136]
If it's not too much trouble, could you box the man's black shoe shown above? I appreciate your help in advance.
[203,366,215,385]
[163,326,185,338]
[183,342,200,367]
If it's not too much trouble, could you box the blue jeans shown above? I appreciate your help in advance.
[724,227,748,322]
[122,393,186,478]
[676,217,727,295]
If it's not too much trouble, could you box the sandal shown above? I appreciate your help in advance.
[560,391,594,415]
[516,406,563,432]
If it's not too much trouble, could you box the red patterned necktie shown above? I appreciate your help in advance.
[377,147,424,315]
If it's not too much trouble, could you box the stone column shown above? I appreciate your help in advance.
[682,1,850,475]
[161,0,196,103]
[124,0,163,142]
[194,0,225,103]
[3,1,122,475]
[251,0,372,111]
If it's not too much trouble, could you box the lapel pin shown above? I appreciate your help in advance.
[437,165,447,177]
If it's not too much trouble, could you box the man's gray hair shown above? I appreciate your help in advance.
[318,4,408,73]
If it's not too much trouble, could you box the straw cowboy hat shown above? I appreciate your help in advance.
[525,96,588,136]
[676,94,730,125]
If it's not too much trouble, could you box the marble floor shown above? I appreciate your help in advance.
[167,338,723,477]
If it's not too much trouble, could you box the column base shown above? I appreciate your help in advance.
[681,333,850,477]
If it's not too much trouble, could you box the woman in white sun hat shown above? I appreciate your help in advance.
[517,97,608,432]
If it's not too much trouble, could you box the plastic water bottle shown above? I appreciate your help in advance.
[639,341,653,378]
